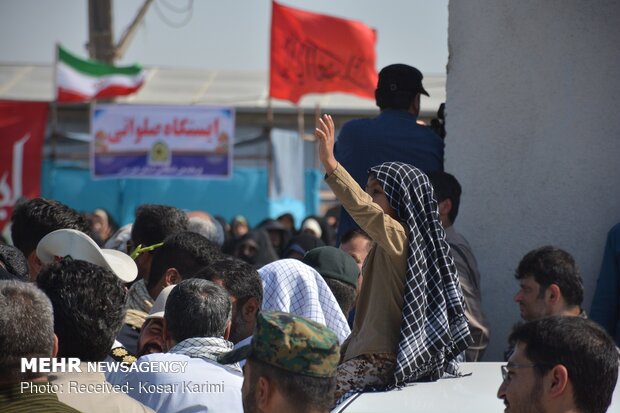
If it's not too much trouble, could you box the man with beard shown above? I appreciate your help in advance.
[497,316,618,413]
[137,285,175,356]
[117,231,222,353]
[513,246,585,322]
[194,257,263,350]
[219,311,340,413]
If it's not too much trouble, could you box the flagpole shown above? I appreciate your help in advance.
[314,102,321,169]
[267,98,274,199]
[51,43,60,162]
[297,104,304,143]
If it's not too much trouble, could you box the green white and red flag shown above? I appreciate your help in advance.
[55,45,146,102]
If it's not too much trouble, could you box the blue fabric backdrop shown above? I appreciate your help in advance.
[41,160,320,228]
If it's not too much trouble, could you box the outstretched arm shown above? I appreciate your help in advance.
[316,113,407,257]
[315,114,338,175]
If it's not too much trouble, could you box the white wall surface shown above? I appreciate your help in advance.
[446,0,620,360]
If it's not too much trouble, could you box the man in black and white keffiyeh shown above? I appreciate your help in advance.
[371,161,472,385]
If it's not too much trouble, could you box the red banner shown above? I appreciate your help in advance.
[269,1,378,104]
[0,101,48,233]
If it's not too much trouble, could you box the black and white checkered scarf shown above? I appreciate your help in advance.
[370,162,472,386]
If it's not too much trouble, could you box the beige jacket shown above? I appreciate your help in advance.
[50,363,153,413]
[326,165,408,361]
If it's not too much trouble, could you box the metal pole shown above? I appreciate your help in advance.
[88,0,115,63]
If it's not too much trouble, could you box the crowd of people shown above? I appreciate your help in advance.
[0,63,618,413]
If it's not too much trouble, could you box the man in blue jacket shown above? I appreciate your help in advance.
[334,64,444,242]
[591,222,620,345]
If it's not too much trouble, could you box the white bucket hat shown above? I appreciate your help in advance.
[146,285,176,320]
[37,228,137,283]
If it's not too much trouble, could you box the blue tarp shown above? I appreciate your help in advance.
[41,160,321,228]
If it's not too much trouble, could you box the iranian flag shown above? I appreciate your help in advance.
[56,45,146,102]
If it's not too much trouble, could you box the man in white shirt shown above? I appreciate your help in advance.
[124,279,243,413]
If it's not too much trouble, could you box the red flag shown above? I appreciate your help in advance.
[270,1,378,103]
[0,101,48,232]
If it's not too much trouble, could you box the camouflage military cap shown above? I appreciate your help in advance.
[218,311,340,378]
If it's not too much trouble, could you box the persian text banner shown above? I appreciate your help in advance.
[91,105,234,179]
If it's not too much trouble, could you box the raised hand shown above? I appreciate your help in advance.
[315,114,338,174]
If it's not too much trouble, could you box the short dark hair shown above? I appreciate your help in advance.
[375,90,415,111]
[165,279,231,343]
[515,246,584,306]
[0,280,55,382]
[0,244,29,281]
[194,257,263,306]
[340,229,371,245]
[11,198,88,257]
[147,231,223,291]
[509,316,618,413]
[427,171,462,224]
[324,278,356,315]
[37,259,127,361]
[247,357,336,411]
[131,204,189,247]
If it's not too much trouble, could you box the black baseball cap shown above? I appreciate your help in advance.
[376,64,429,97]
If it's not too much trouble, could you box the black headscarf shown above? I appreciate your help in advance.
[232,229,279,269]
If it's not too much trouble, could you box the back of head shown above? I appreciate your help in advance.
[427,171,462,224]
[0,244,29,281]
[164,279,232,343]
[131,204,189,247]
[509,316,618,413]
[302,246,359,315]
[148,231,223,291]
[11,198,88,257]
[220,311,339,411]
[188,213,225,247]
[194,257,263,307]
[0,280,54,382]
[36,259,127,361]
[375,63,429,111]
[258,259,351,344]
[515,246,584,307]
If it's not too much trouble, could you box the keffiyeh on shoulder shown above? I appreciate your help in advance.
[258,259,351,344]
[371,162,472,386]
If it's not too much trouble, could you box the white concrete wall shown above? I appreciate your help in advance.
[446,0,620,360]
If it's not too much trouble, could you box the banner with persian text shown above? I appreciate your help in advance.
[91,105,234,179]
[270,1,377,103]
[0,101,48,232]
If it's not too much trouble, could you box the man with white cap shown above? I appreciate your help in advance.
[11,198,89,280]
[137,285,175,357]
[37,228,138,284]
[37,259,153,413]
[37,229,140,364]
[107,285,175,385]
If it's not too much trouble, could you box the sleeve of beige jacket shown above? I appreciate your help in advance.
[325,164,407,257]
